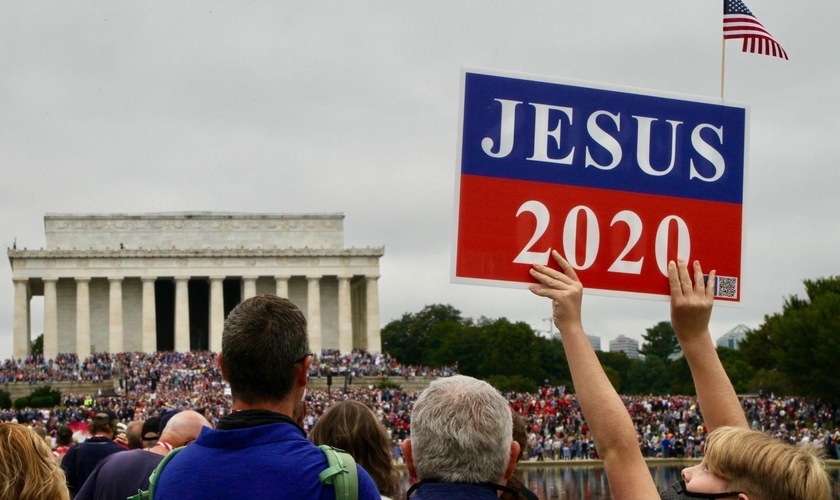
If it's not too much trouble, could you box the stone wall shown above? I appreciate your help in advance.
[3,376,440,402]
[45,213,345,251]
[3,380,115,402]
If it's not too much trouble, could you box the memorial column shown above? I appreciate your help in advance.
[274,275,289,299]
[337,275,352,353]
[12,278,30,359]
[43,278,59,360]
[209,276,225,352]
[108,277,124,353]
[76,277,91,356]
[141,277,157,353]
[307,275,322,355]
[243,276,258,300]
[365,275,381,353]
[174,277,191,352]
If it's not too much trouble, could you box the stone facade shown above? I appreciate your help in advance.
[8,213,384,359]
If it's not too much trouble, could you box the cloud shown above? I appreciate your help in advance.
[1,0,838,360]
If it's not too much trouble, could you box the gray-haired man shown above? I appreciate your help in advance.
[403,375,521,499]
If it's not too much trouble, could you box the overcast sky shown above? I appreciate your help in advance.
[2,1,838,360]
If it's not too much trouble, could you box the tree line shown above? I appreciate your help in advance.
[382,276,840,402]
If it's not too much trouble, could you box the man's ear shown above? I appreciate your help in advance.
[296,355,311,389]
[737,494,750,500]
[505,441,521,480]
[402,439,417,481]
[218,356,229,383]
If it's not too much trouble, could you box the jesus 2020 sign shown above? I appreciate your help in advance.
[452,68,749,303]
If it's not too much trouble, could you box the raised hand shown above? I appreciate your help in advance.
[529,250,583,334]
[668,259,715,345]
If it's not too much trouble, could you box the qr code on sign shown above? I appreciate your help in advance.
[713,276,738,299]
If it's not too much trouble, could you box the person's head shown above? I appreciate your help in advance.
[141,417,161,448]
[510,410,528,462]
[404,375,519,485]
[31,426,47,441]
[310,400,399,498]
[159,411,211,448]
[159,409,183,434]
[88,410,117,438]
[125,421,144,450]
[56,425,74,447]
[680,426,830,500]
[0,423,70,500]
[219,295,310,407]
[502,411,529,500]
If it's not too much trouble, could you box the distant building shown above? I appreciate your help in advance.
[609,335,640,359]
[717,324,750,350]
[8,212,384,358]
[586,334,601,351]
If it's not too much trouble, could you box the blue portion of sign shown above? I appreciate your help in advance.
[461,72,746,204]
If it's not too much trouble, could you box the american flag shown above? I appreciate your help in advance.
[723,0,788,60]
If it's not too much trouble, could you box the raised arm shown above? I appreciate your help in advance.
[668,259,748,431]
[530,250,658,500]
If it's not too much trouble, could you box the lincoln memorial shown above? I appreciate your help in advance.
[7,213,384,360]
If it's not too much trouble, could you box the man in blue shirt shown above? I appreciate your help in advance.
[153,295,379,500]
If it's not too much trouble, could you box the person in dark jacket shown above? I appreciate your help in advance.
[74,410,210,500]
[61,410,124,497]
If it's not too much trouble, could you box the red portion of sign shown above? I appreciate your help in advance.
[456,174,742,300]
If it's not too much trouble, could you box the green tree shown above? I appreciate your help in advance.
[535,337,571,388]
[626,355,672,395]
[0,389,11,410]
[382,305,571,390]
[30,334,43,356]
[602,365,622,393]
[476,318,544,383]
[750,277,840,402]
[639,321,679,361]
[487,374,539,393]
[432,323,483,376]
[716,347,754,394]
[381,304,464,366]
[668,355,695,395]
[669,347,754,395]
[748,369,792,396]
[13,385,61,409]
[739,328,776,371]
[595,351,635,393]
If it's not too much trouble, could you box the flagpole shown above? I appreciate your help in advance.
[720,36,726,99]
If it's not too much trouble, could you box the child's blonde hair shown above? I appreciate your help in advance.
[704,426,831,500]
[0,423,70,500]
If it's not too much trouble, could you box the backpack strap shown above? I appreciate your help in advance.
[127,446,186,500]
[318,445,358,500]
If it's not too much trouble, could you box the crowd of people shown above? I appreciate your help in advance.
[0,353,115,384]
[4,364,840,465]
[3,354,840,464]
[309,349,458,379]
[0,268,836,499]
[1,348,457,386]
